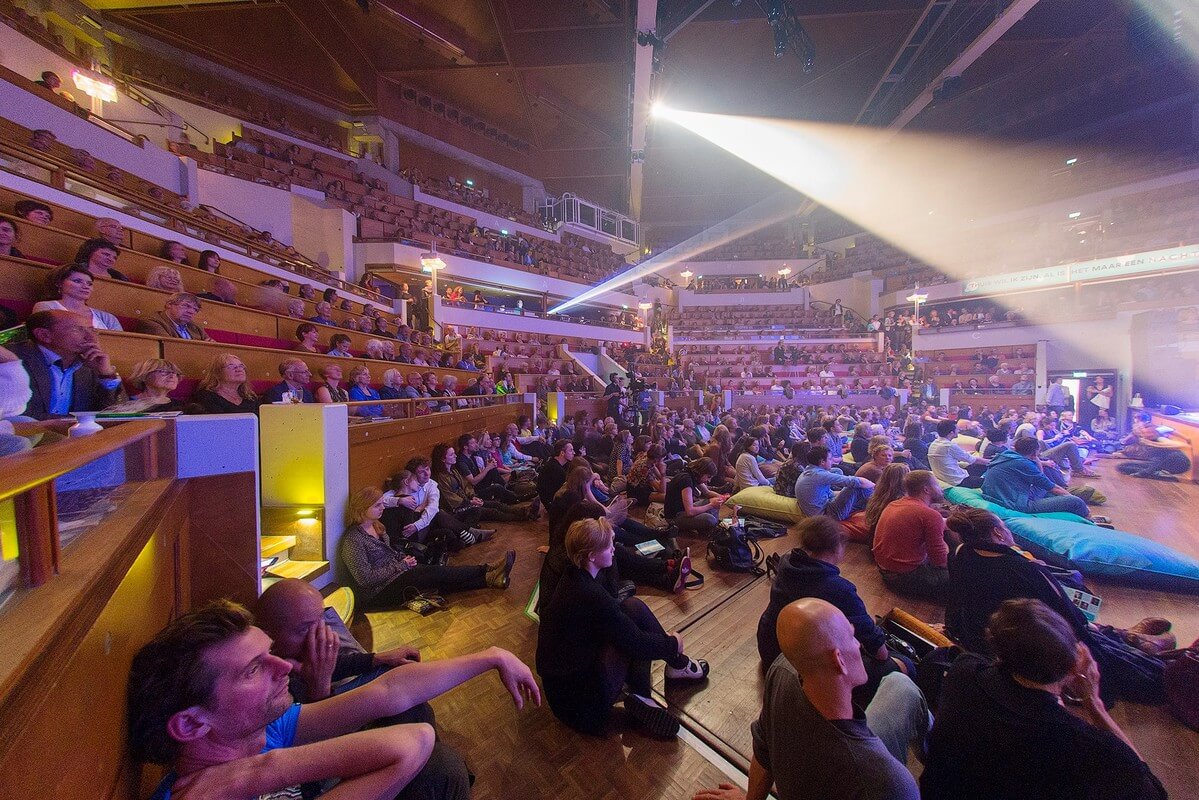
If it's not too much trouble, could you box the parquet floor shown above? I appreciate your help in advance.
[354,459,1199,800]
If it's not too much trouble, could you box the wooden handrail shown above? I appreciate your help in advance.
[340,394,524,410]
[0,419,165,503]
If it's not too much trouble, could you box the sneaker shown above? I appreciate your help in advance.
[614,580,637,602]
[664,657,710,682]
[624,695,680,739]
[528,496,542,520]
[666,548,692,593]
[469,527,496,543]
[486,549,516,589]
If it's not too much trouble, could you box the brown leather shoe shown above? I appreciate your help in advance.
[1124,617,1176,655]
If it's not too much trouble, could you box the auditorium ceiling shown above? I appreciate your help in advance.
[87,0,1195,240]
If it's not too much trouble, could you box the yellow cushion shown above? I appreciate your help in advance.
[729,485,802,524]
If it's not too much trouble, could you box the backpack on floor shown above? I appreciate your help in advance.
[707,525,764,576]
[743,517,788,539]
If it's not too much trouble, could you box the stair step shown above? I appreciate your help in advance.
[264,560,329,582]
[261,535,297,558]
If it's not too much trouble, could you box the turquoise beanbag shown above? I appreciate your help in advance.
[944,486,1091,525]
[1004,516,1199,593]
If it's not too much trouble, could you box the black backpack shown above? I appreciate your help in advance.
[707,525,764,576]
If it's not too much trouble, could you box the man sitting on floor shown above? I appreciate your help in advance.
[920,599,1166,800]
[927,419,989,489]
[255,579,472,800]
[982,436,1090,519]
[126,600,540,800]
[693,598,925,800]
[794,445,874,520]
[872,470,951,601]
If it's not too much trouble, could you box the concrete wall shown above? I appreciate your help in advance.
[678,287,807,308]
[807,274,881,319]
[435,301,644,345]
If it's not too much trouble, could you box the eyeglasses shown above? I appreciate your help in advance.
[149,368,182,377]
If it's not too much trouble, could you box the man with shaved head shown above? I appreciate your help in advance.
[256,578,473,800]
[693,599,925,800]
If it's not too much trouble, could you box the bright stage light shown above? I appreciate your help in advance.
[651,101,667,118]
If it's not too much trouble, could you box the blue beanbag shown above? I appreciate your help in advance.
[944,486,1091,525]
[1004,516,1199,593]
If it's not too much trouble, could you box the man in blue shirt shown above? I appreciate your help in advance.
[308,300,336,326]
[794,446,874,520]
[12,310,125,419]
[262,358,316,404]
[129,600,541,800]
[982,436,1090,518]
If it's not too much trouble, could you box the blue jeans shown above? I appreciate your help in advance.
[1027,493,1089,518]
[865,672,932,764]
[824,483,873,521]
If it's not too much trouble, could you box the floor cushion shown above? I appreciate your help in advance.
[841,511,871,543]
[944,486,1091,525]
[1004,516,1199,593]
[729,485,801,524]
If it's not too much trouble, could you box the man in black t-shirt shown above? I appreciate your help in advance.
[537,440,575,507]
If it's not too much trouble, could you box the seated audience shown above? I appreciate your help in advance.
[110,358,185,412]
[945,507,1164,704]
[382,461,496,554]
[196,277,238,305]
[348,365,383,416]
[328,333,354,357]
[12,310,125,418]
[380,368,405,400]
[197,250,221,273]
[536,517,708,739]
[262,358,315,403]
[872,470,950,600]
[794,446,874,520]
[757,517,908,698]
[340,486,514,608]
[927,419,988,488]
[93,217,125,246]
[146,265,186,292]
[140,293,213,341]
[309,300,336,326]
[432,442,534,523]
[854,442,895,483]
[982,436,1090,518]
[0,218,24,259]
[921,599,1166,799]
[158,240,190,265]
[626,443,668,505]
[32,263,123,330]
[1117,411,1193,478]
[14,199,53,225]
[734,435,774,492]
[695,599,925,800]
[314,363,349,403]
[862,462,910,539]
[127,600,540,800]
[665,457,727,536]
[536,440,575,507]
[189,353,259,414]
[293,322,321,353]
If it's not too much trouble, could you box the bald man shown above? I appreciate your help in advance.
[694,599,926,800]
[256,579,473,800]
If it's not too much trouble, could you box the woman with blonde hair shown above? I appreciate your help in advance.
[347,365,382,417]
[314,363,349,403]
[107,358,184,412]
[146,265,185,293]
[188,353,259,414]
[536,516,708,739]
[339,485,513,610]
[863,462,911,537]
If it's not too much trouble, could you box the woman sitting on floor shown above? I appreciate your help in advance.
[536,517,708,740]
[862,462,910,539]
[945,506,1165,705]
[625,443,668,506]
[339,486,514,610]
[432,442,535,523]
[733,434,773,492]
[665,457,727,537]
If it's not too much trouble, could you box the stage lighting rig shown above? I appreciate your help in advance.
[758,0,815,72]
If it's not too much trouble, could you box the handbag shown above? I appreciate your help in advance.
[644,502,668,530]
[706,524,764,576]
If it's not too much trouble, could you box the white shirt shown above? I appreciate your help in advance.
[0,359,32,434]
[927,436,973,486]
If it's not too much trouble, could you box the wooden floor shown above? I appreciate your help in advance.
[354,459,1199,800]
